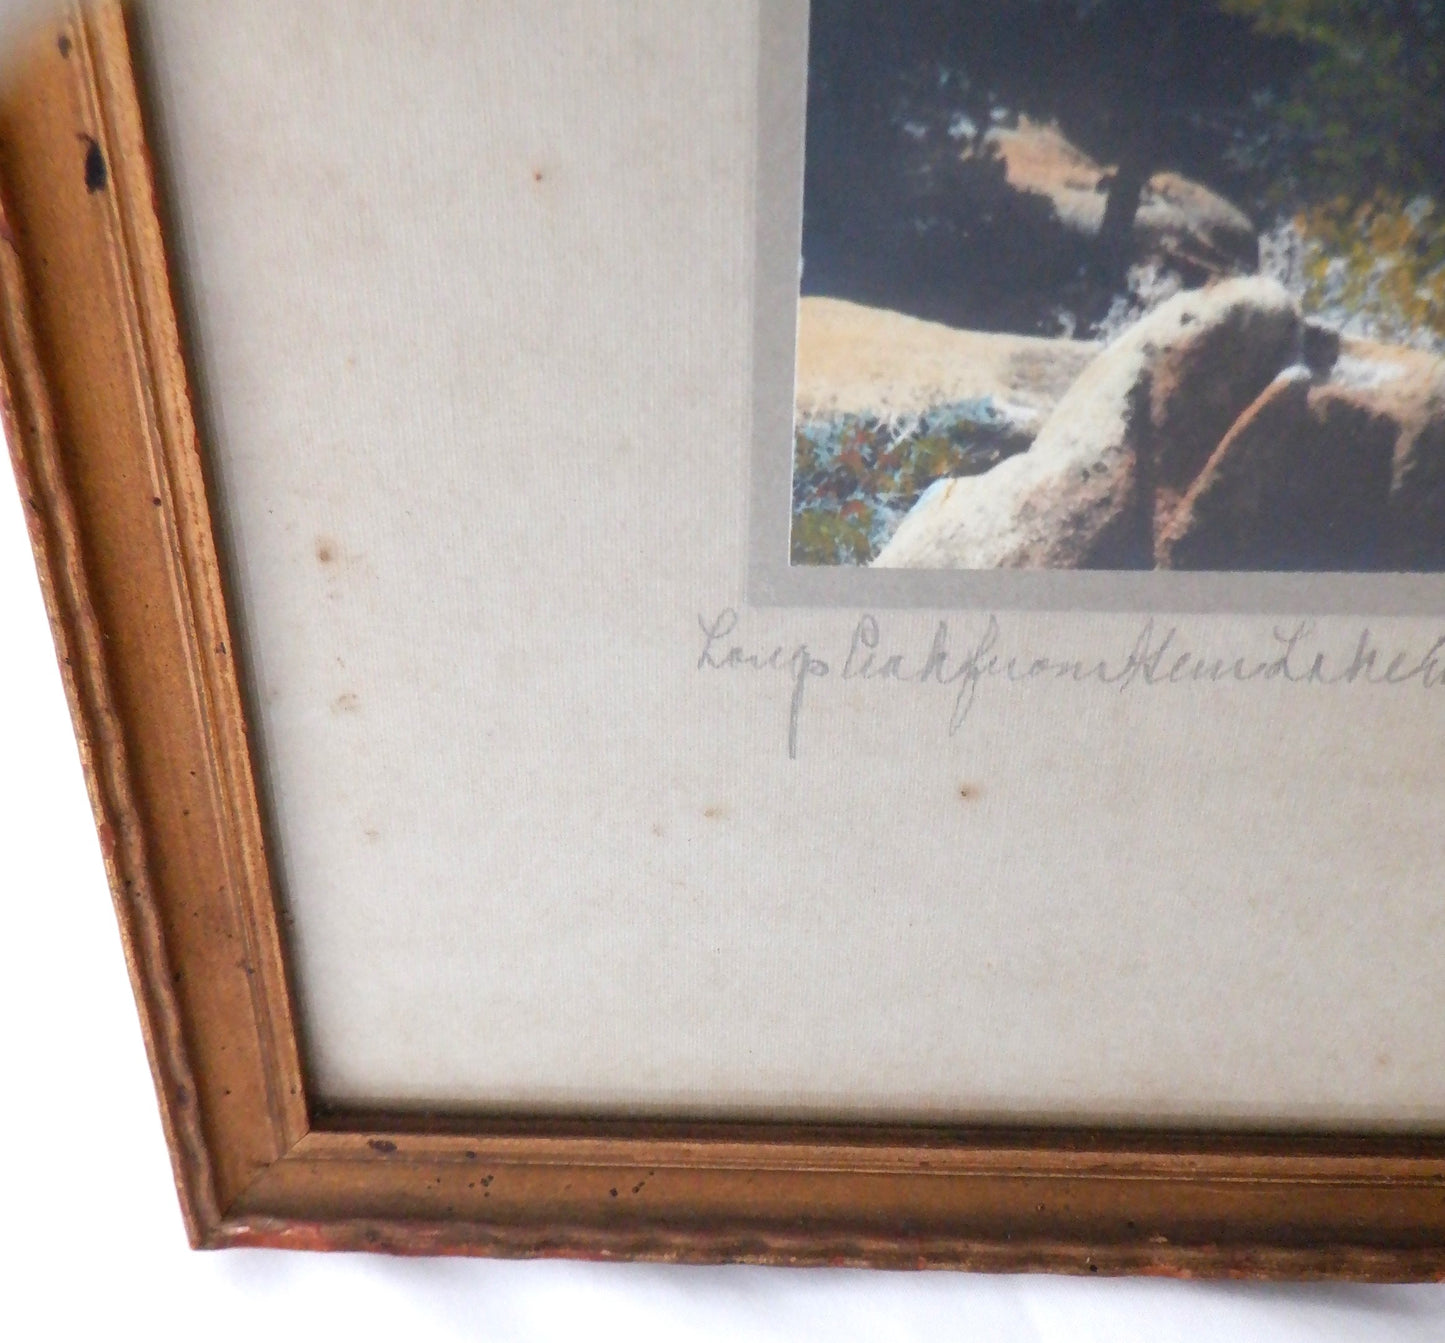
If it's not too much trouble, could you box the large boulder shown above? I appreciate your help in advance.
[1392,394,1445,570]
[982,120,1108,238]
[1155,372,1312,569]
[1137,172,1261,277]
[983,120,1259,277]
[1333,342,1445,570]
[1156,373,1398,570]
[1156,336,1445,570]
[874,277,1301,570]
[795,296,1097,425]
[1147,280,1309,523]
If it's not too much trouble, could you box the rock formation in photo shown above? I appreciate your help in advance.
[790,299,1099,565]
[984,120,1259,282]
[867,278,1445,572]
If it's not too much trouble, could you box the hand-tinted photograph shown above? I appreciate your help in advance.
[790,0,1445,572]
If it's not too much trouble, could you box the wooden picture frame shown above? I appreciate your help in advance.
[3,2,1445,1279]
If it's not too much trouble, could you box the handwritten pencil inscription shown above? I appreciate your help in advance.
[696,609,1445,759]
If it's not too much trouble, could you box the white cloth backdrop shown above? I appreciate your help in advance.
[4,428,1444,1343]
[5,1,1445,1331]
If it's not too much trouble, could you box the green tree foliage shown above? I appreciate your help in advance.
[790,401,1032,564]
[1224,0,1445,340]
[1223,0,1445,199]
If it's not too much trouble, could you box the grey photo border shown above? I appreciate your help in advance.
[746,0,1445,617]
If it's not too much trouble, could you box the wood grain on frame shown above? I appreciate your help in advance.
[0,2,306,1232]
[2,1,1445,1277]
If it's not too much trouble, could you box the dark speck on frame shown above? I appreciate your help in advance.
[82,136,107,193]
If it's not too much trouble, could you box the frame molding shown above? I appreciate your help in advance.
[3,2,1445,1278]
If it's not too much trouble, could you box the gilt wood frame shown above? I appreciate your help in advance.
[4,2,1445,1278]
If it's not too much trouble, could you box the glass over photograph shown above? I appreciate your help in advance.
[789,0,1445,572]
